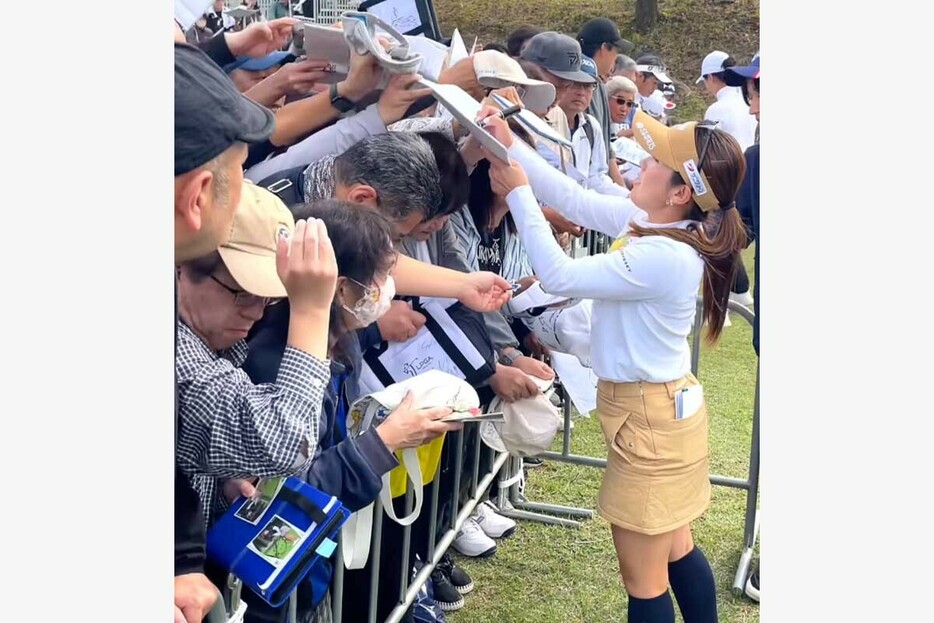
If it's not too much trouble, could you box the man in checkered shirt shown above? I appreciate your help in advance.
[176,180,338,526]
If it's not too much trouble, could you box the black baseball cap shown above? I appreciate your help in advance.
[520,32,595,83]
[175,42,275,176]
[577,18,633,55]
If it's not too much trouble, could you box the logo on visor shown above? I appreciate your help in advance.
[682,160,708,196]
[635,122,656,150]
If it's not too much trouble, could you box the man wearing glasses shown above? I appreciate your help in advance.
[558,56,630,196]
[519,31,597,169]
[175,181,336,528]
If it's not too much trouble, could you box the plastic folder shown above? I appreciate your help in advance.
[206,476,350,607]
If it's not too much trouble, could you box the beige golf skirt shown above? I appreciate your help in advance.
[596,373,711,535]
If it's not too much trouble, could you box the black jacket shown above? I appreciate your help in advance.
[736,144,760,356]
[243,302,398,513]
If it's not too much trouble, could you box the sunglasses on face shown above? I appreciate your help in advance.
[612,97,635,107]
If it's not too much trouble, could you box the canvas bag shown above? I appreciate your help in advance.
[479,380,562,457]
[341,371,480,568]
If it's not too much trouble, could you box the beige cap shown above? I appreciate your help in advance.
[631,109,722,212]
[472,50,556,113]
[218,181,295,298]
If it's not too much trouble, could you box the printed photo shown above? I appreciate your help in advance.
[234,477,284,524]
[247,515,304,567]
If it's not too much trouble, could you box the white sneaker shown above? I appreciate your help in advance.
[473,501,517,539]
[730,290,755,309]
[452,517,497,557]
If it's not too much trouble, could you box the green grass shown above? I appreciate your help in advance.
[434,0,760,124]
[447,246,759,623]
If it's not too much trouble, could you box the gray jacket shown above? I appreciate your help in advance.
[587,80,614,165]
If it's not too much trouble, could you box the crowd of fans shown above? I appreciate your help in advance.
[174,3,760,622]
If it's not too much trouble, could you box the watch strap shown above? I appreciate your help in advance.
[329,82,355,113]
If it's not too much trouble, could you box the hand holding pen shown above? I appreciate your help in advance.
[479,104,523,127]
[476,104,518,149]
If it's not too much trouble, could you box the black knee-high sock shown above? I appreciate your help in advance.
[627,591,675,623]
[732,255,750,294]
[668,546,718,623]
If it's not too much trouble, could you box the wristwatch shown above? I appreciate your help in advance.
[329,82,356,114]
[498,347,522,366]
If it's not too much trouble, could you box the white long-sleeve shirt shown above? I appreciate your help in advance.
[567,112,630,197]
[704,87,758,152]
[504,140,704,383]
[244,104,387,182]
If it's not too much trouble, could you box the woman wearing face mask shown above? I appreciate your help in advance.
[241,200,462,623]
[477,107,747,623]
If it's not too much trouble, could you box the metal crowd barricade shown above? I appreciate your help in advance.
[377,426,511,623]
[218,422,512,623]
[218,300,758,621]
[215,261,756,622]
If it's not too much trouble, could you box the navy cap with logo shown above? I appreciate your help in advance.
[580,55,598,80]
[520,32,596,84]
[577,17,633,55]
[175,42,275,176]
[724,53,759,87]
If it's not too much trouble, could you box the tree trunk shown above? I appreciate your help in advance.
[635,0,658,33]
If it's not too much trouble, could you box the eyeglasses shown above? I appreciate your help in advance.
[349,277,380,303]
[210,275,282,307]
[548,76,574,92]
[612,97,635,107]
[570,81,597,91]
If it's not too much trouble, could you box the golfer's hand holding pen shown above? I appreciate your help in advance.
[476,105,532,197]
[479,104,523,127]
[477,103,519,150]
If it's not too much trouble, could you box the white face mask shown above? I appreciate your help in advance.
[175,0,212,31]
[343,276,395,327]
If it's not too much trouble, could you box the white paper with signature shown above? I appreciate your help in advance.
[549,351,598,417]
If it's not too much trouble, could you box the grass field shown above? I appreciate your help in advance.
[447,246,759,623]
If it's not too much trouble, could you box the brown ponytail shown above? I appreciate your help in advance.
[629,127,748,344]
